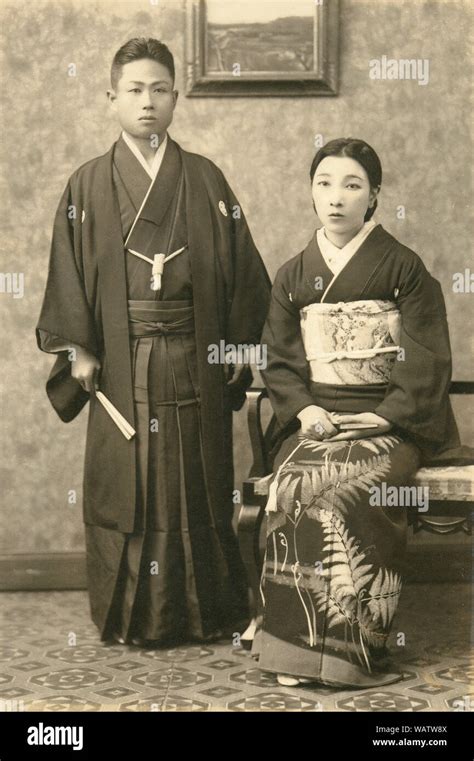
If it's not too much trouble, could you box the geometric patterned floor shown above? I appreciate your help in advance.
[0,583,472,712]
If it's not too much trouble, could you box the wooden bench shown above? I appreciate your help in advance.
[238,382,474,608]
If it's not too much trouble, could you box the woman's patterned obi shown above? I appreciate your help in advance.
[300,300,401,385]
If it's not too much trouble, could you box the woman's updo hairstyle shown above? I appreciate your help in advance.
[310,138,382,221]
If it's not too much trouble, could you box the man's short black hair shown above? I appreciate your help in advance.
[111,37,175,89]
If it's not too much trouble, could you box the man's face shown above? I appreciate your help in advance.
[108,58,178,140]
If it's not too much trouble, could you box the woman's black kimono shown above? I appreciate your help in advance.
[253,224,465,687]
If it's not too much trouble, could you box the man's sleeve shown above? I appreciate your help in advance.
[222,178,272,347]
[219,176,272,410]
[36,181,98,422]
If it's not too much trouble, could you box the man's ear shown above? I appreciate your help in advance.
[172,90,179,108]
[107,89,117,109]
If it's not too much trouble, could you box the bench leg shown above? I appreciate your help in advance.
[238,483,266,617]
[410,501,472,535]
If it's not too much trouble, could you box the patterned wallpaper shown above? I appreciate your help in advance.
[1,0,472,553]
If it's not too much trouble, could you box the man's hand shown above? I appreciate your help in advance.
[297,405,338,440]
[328,412,392,441]
[70,345,101,394]
[226,361,249,386]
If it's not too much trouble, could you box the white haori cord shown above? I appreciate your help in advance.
[128,245,187,291]
[100,244,186,438]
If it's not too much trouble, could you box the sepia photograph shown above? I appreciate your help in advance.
[0,0,472,752]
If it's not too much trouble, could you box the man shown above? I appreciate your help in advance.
[36,38,271,646]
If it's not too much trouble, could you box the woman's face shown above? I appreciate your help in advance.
[312,155,378,242]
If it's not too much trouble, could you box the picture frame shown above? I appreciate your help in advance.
[185,0,339,97]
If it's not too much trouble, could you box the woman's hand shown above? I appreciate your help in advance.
[327,412,392,441]
[297,405,338,440]
[70,345,101,394]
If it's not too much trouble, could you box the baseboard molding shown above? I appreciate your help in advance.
[0,553,87,591]
[403,543,472,583]
[0,544,470,591]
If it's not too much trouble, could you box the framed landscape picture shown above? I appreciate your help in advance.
[185,0,339,97]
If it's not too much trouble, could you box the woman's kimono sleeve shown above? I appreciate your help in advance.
[36,180,99,422]
[374,254,460,450]
[261,265,315,429]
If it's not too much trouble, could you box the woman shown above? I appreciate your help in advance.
[252,138,461,688]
